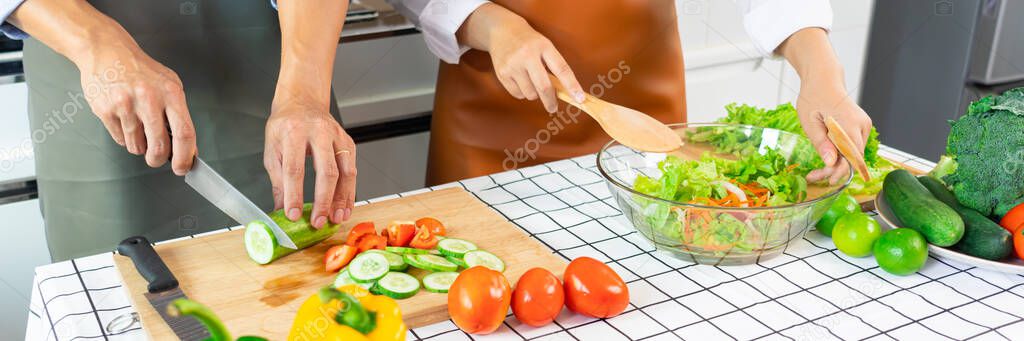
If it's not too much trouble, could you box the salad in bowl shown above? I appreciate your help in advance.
[598,123,852,265]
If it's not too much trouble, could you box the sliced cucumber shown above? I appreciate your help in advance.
[333,269,373,290]
[402,254,429,270]
[464,250,505,272]
[385,246,431,255]
[445,255,468,269]
[422,272,459,293]
[415,254,459,272]
[244,223,276,265]
[347,253,389,282]
[372,272,420,299]
[437,238,478,258]
[363,250,407,271]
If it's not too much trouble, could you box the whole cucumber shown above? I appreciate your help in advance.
[882,170,963,246]
[918,176,1013,260]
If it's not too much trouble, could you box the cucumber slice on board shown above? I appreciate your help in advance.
[333,269,373,290]
[437,238,478,258]
[422,272,459,293]
[414,255,459,272]
[363,250,407,271]
[372,272,420,299]
[385,246,431,255]
[402,254,429,270]
[347,253,389,282]
[445,255,468,269]
[464,250,505,272]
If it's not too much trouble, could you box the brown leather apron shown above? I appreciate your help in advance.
[426,0,687,185]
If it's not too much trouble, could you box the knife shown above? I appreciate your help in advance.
[184,157,297,249]
[117,236,211,340]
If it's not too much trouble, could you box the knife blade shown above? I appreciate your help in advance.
[184,157,296,249]
[117,236,210,340]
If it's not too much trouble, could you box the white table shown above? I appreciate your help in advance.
[25,146,1024,340]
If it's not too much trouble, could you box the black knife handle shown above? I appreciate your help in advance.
[117,236,179,293]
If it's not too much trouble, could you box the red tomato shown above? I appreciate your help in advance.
[324,245,358,272]
[448,266,511,334]
[386,221,417,247]
[409,226,439,249]
[345,222,377,246]
[354,234,386,252]
[511,268,564,327]
[1000,203,1024,233]
[563,257,629,318]
[415,217,447,236]
[1015,225,1024,260]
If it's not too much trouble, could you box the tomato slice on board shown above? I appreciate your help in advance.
[386,221,417,247]
[354,233,387,252]
[1000,203,1024,233]
[415,217,447,236]
[409,226,439,249]
[324,245,358,272]
[345,222,377,246]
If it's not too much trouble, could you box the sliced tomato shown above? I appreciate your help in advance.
[386,221,417,247]
[1000,203,1024,233]
[354,233,387,252]
[345,222,377,246]
[409,226,439,249]
[416,217,447,236]
[324,245,358,272]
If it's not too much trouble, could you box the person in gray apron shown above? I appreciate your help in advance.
[3,0,357,260]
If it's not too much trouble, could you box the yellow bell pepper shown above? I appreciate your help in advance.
[288,285,407,341]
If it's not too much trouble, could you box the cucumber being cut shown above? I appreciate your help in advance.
[422,272,459,293]
[371,272,420,299]
[463,250,505,272]
[445,255,468,269]
[244,203,341,265]
[437,238,478,258]
[348,253,389,282]
[385,246,431,255]
[333,269,373,290]
[363,250,408,271]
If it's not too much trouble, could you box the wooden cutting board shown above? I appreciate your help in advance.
[113,187,568,340]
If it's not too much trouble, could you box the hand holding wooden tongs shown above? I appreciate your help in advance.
[824,116,871,182]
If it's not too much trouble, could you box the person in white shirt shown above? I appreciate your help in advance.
[390,0,871,186]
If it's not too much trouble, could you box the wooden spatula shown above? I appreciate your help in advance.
[547,74,682,153]
[825,115,871,182]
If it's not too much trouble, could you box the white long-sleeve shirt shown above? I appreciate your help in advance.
[387,0,833,64]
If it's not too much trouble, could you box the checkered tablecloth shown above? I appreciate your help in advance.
[25,146,1024,340]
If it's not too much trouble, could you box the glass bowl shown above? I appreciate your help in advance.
[597,123,852,265]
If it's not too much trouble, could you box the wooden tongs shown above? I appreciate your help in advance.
[825,116,871,182]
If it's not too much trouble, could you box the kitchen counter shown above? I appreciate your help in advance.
[25,146,1024,340]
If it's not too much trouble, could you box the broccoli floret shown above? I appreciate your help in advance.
[941,87,1024,217]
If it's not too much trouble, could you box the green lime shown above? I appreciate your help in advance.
[816,191,860,237]
[832,212,882,257]
[874,228,929,276]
